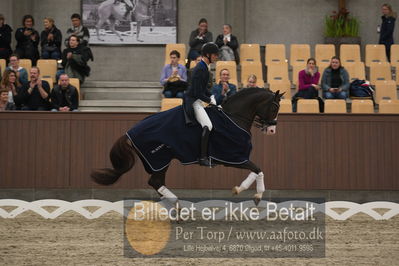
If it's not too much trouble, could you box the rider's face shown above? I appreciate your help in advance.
[210,53,218,63]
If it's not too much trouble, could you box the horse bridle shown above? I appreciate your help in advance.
[254,100,280,131]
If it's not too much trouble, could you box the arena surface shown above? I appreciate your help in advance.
[1,211,398,265]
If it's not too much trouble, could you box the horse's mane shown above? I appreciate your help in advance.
[222,87,275,107]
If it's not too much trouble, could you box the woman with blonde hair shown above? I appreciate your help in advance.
[40,17,62,59]
[379,3,396,59]
[246,74,258,88]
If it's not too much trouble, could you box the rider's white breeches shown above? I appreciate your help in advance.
[193,99,213,131]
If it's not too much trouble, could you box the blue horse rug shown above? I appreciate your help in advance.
[126,106,252,172]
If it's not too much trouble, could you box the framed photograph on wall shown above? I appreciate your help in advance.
[82,0,177,45]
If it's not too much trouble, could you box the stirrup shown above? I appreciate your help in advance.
[199,157,216,168]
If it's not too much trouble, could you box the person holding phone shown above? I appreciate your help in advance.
[321,56,349,99]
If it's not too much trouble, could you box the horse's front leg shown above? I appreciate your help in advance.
[230,160,265,205]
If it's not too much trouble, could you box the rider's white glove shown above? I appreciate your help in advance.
[210,95,216,105]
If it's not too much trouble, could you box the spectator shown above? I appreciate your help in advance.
[379,3,396,60]
[245,74,259,88]
[0,14,13,61]
[50,73,79,112]
[292,58,324,112]
[61,35,93,84]
[64,13,90,47]
[17,67,51,110]
[40,17,62,59]
[6,54,28,84]
[0,69,21,109]
[187,18,213,65]
[321,56,349,99]
[15,15,40,65]
[160,50,187,98]
[215,24,239,64]
[0,88,16,111]
[211,68,237,105]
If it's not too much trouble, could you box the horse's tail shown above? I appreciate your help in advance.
[91,135,135,185]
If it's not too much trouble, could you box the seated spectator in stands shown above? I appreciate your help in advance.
[187,18,213,65]
[245,74,259,88]
[61,35,93,84]
[17,67,51,110]
[6,54,28,84]
[40,17,62,59]
[0,14,13,61]
[211,68,237,105]
[1,69,22,109]
[50,73,79,112]
[215,24,239,64]
[321,56,349,99]
[64,14,90,47]
[0,89,16,111]
[15,15,40,65]
[292,58,324,112]
[160,50,187,98]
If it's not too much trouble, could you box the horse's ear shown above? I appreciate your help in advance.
[279,92,286,99]
[274,90,280,100]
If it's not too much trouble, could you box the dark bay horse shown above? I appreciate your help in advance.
[91,88,283,204]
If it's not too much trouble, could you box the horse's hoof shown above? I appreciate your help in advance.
[232,186,241,195]
[253,193,262,206]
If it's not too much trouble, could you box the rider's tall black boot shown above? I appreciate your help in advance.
[199,126,215,167]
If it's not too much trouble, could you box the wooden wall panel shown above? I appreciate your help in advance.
[1,112,398,190]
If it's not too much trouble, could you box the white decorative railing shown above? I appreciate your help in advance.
[0,199,398,220]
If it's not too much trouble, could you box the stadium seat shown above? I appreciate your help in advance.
[240,44,261,63]
[369,62,392,85]
[375,80,397,103]
[315,44,335,65]
[0,59,5,74]
[290,44,310,67]
[37,59,57,80]
[69,78,81,99]
[160,98,183,111]
[269,80,291,99]
[267,62,289,85]
[19,59,32,74]
[265,44,287,66]
[324,99,347,113]
[351,99,374,113]
[391,45,399,85]
[365,44,387,67]
[291,64,303,87]
[344,62,366,81]
[340,44,361,65]
[42,78,53,90]
[279,99,292,113]
[379,99,399,113]
[241,61,264,87]
[164,43,186,65]
[297,99,319,113]
[215,61,238,86]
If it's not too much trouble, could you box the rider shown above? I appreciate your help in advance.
[183,42,219,167]
[114,0,134,20]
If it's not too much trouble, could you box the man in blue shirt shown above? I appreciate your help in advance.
[160,50,187,98]
[211,68,237,105]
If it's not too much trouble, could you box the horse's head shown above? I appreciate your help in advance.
[254,90,285,135]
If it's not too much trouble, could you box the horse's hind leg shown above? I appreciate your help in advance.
[229,160,265,205]
[110,21,123,41]
[147,166,177,202]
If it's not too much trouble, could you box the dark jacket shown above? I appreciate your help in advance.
[215,34,240,63]
[40,26,62,53]
[183,60,212,124]
[15,27,40,54]
[321,67,350,92]
[16,80,51,110]
[379,15,396,45]
[0,24,13,57]
[61,45,93,83]
[189,29,213,52]
[50,84,79,110]
[211,82,237,105]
